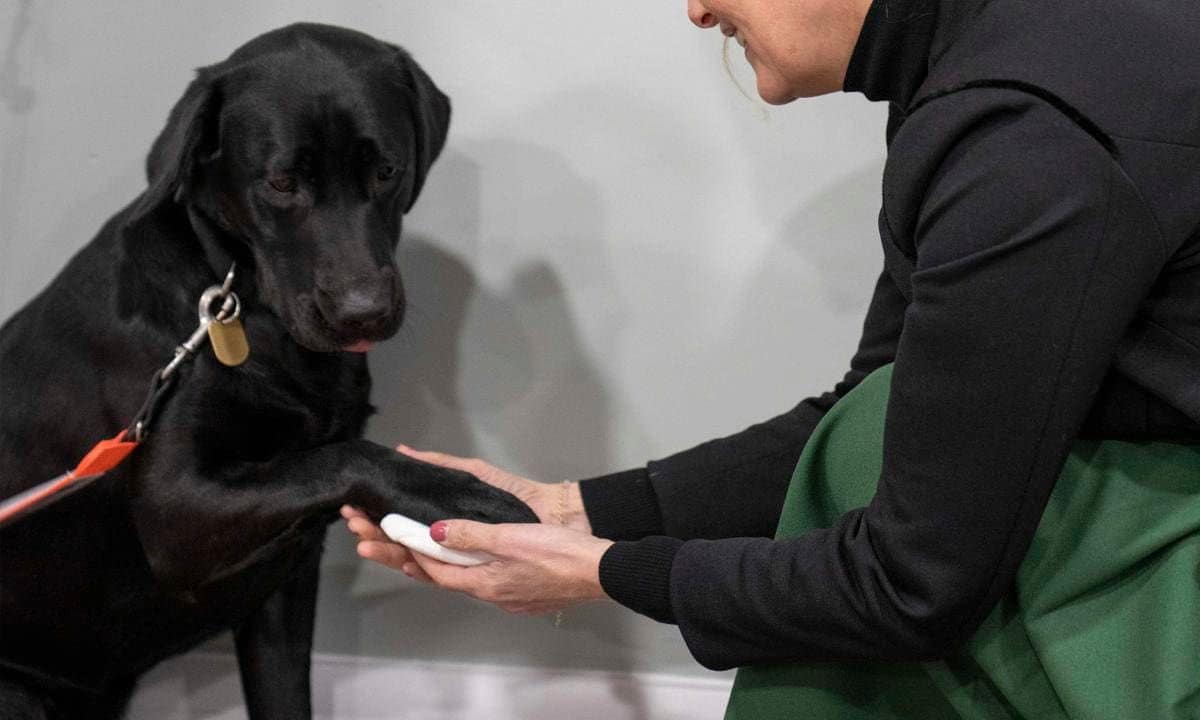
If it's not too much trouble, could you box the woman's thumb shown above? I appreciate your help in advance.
[431,520,496,551]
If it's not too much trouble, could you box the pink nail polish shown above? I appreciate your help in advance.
[429,521,448,542]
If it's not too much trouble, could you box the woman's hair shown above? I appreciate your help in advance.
[722,36,769,119]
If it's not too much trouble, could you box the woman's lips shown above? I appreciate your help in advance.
[719,22,747,47]
[342,340,374,353]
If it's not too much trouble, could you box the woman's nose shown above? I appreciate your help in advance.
[687,0,718,29]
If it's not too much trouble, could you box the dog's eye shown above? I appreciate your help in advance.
[376,165,398,182]
[268,175,298,193]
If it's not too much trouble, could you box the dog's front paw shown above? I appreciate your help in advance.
[356,461,539,526]
[448,473,540,525]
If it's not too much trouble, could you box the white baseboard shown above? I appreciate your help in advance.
[126,651,734,720]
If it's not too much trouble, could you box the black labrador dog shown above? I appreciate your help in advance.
[0,23,535,719]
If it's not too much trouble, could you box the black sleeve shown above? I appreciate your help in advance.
[598,89,1165,668]
[580,264,907,541]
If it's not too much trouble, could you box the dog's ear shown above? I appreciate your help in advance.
[391,48,451,213]
[129,70,222,224]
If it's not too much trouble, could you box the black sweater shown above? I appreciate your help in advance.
[580,0,1200,670]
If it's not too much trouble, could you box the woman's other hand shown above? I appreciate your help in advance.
[414,520,613,614]
[341,509,613,614]
[393,445,591,532]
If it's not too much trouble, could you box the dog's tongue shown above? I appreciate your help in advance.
[342,340,374,353]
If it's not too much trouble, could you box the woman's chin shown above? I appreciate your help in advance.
[756,73,836,104]
[755,78,800,105]
[749,59,837,104]
[745,61,795,104]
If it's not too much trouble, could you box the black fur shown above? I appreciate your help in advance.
[0,23,535,719]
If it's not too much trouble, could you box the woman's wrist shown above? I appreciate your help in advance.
[557,481,592,535]
[527,481,591,533]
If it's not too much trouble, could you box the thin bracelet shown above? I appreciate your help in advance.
[554,480,570,628]
[555,480,570,526]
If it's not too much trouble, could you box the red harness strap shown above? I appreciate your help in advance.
[71,431,140,477]
[0,432,139,527]
[0,263,241,529]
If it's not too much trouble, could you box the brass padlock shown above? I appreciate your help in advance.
[199,288,250,367]
[208,317,250,366]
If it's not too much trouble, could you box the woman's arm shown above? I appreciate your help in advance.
[602,88,1165,668]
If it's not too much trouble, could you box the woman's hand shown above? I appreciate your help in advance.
[392,445,591,532]
[343,510,614,614]
[341,445,607,610]
[420,520,613,614]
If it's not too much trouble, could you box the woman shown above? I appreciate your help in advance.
[345,0,1200,717]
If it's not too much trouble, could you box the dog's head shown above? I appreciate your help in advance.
[131,23,450,352]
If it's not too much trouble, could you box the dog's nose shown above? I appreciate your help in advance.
[335,288,392,326]
[320,273,397,330]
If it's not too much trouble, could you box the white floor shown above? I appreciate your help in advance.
[126,651,735,720]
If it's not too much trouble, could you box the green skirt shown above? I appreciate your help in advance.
[725,364,1200,720]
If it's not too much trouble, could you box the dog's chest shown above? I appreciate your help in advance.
[181,328,373,460]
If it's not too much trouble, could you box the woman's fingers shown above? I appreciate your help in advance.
[395,444,476,473]
[346,516,435,582]
[407,550,480,593]
[356,540,415,572]
[399,559,434,583]
[346,515,390,543]
[356,542,436,585]
[340,505,367,520]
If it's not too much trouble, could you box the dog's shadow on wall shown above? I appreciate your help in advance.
[363,140,619,501]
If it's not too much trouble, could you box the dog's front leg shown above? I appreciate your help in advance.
[234,540,322,720]
[127,438,535,592]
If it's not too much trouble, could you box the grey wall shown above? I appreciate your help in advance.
[0,0,886,680]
